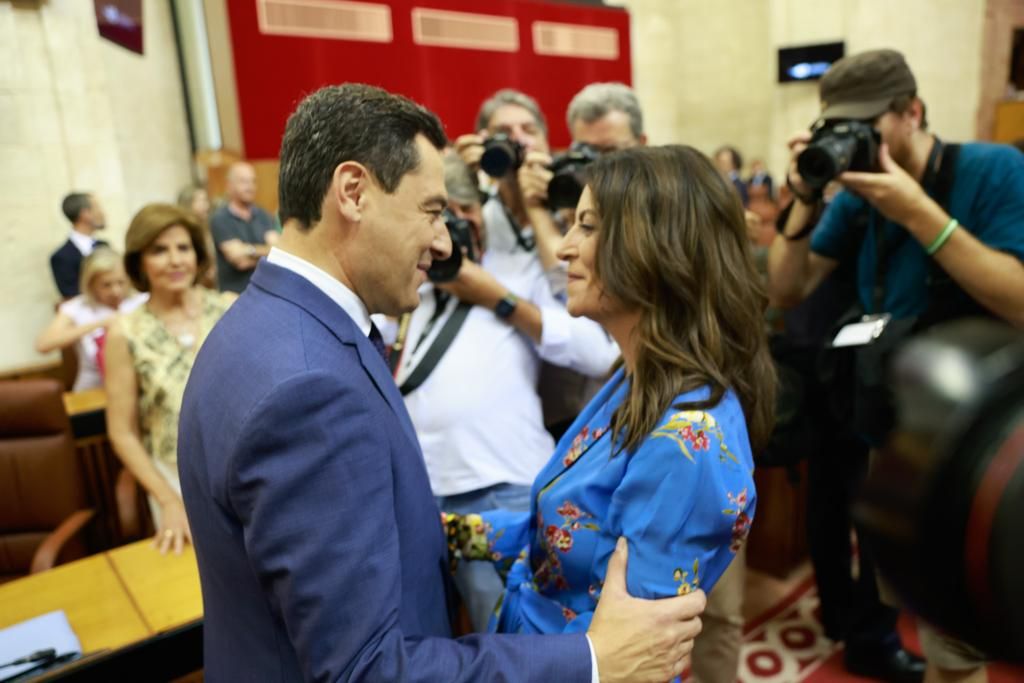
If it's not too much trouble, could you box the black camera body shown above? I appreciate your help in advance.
[797,119,880,191]
[547,142,601,210]
[480,133,525,179]
[427,209,477,283]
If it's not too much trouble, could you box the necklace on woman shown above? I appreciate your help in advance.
[150,292,200,349]
[177,331,197,349]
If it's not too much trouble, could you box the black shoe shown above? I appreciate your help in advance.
[844,647,926,683]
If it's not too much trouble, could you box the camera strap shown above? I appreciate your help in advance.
[396,299,473,396]
[502,204,536,252]
[869,137,959,313]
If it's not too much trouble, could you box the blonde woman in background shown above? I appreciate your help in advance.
[177,184,218,289]
[35,247,147,391]
[105,204,235,555]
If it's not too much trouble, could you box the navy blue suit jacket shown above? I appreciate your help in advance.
[50,239,83,298]
[178,261,590,682]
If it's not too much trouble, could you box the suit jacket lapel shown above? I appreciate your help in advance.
[352,337,421,452]
[249,261,421,453]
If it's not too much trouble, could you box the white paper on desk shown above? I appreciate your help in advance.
[0,611,81,681]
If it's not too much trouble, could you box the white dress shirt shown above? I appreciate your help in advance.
[267,248,371,335]
[69,229,98,256]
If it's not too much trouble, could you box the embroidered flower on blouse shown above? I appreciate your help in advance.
[546,525,574,552]
[532,500,600,592]
[652,410,738,465]
[563,425,609,467]
[673,559,701,595]
[443,512,504,571]
[557,501,582,521]
[723,488,752,553]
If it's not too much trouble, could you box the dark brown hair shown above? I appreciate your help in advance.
[278,83,448,229]
[586,145,776,454]
[61,193,92,223]
[123,203,210,292]
[889,93,928,131]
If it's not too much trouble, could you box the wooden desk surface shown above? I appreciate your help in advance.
[0,555,149,652]
[63,388,107,417]
[106,541,202,633]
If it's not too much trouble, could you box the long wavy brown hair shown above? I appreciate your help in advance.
[586,145,776,454]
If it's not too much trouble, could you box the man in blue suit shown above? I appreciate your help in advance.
[178,84,706,682]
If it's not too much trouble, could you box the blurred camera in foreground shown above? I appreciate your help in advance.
[855,319,1024,662]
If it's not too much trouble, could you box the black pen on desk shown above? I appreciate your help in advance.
[0,649,56,669]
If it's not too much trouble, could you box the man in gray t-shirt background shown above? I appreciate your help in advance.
[210,161,278,293]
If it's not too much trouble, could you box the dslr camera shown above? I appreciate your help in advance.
[546,142,601,210]
[427,209,477,283]
[797,119,880,191]
[480,133,525,179]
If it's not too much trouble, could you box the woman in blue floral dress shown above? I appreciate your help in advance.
[448,145,775,649]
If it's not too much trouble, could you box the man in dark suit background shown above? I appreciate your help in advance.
[178,84,705,682]
[49,192,106,298]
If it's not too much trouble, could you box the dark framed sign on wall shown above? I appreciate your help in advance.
[94,0,144,55]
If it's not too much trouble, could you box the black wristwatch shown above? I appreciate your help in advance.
[494,292,519,319]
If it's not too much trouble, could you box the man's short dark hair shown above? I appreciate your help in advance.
[278,83,448,229]
[889,93,929,131]
[62,193,92,223]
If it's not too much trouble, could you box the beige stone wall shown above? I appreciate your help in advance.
[610,0,987,179]
[0,0,192,374]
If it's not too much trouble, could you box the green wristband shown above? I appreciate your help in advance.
[926,218,959,256]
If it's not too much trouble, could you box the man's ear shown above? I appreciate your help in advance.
[907,98,924,132]
[332,161,369,223]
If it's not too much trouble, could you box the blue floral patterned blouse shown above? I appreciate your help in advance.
[450,366,756,634]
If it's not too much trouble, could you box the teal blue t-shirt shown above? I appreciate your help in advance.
[810,142,1024,318]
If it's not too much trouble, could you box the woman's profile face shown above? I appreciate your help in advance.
[91,267,128,309]
[558,185,623,324]
[141,225,197,295]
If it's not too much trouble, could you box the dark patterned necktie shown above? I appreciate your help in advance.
[368,321,388,364]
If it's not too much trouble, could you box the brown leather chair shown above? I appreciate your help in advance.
[0,379,95,580]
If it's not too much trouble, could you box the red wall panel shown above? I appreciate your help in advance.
[225,0,632,157]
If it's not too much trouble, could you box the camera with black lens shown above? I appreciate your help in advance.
[797,119,880,192]
[480,133,525,179]
[855,319,1024,662]
[546,142,601,210]
[427,209,477,283]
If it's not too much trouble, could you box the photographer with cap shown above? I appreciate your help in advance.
[392,151,617,634]
[769,48,1024,683]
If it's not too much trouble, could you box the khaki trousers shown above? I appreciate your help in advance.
[691,545,747,683]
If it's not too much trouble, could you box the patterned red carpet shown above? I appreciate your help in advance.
[697,571,1024,682]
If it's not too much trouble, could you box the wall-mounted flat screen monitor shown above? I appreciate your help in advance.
[778,41,844,82]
